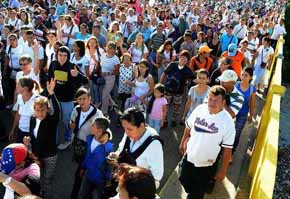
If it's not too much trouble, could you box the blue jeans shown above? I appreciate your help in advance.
[148,51,158,82]
[58,101,74,144]
[157,66,164,82]
[233,114,248,152]
[89,80,103,105]
[148,117,161,133]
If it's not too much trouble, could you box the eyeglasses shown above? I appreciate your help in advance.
[19,62,28,66]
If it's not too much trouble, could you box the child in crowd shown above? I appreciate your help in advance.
[23,78,59,199]
[69,87,104,199]
[147,84,168,133]
[79,117,113,199]
[10,77,40,143]
[182,69,210,120]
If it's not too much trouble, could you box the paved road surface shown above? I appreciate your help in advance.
[52,107,185,199]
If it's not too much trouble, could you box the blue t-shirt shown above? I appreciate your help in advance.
[236,82,256,116]
[76,32,91,41]
[220,33,238,53]
[142,28,152,43]
[56,3,67,17]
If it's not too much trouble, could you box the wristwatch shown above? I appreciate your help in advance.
[3,177,12,186]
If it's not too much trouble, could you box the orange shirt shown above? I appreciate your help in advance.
[189,56,214,72]
[221,51,244,77]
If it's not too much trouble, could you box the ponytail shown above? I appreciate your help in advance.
[32,80,41,93]
[18,77,41,93]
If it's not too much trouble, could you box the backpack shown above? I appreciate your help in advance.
[165,74,181,94]
[118,135,164,165]
[102,135,163,199]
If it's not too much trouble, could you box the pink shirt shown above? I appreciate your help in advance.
[149,97,167,120]
[10,163,40,182]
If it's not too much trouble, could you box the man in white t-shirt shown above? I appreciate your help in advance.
[21,30,45,70]
[252,37,274,91]
[246,30,259,53]
[233,18,247,42]
[270,19,286,47]
[179,85,235,199]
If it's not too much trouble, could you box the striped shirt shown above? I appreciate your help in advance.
[247,38,259,51]
[228,86,245,117]
[150,33,166,51]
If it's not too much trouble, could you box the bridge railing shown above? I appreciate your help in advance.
[248,35,286,199]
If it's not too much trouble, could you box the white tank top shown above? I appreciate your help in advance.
[134,77,149,97]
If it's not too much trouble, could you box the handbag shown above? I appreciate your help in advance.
[260,62,267,68]
[92,74,106,86]
[72,137,87,163]
[91,64,106,86]
[260,49,267,68]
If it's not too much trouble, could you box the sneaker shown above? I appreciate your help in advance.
[57,141,71,150]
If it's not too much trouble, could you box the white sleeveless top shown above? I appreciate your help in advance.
[134,77,149,98]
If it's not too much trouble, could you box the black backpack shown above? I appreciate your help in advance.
[165,74,181,94]
[118,135,164,165]
[102,135,164,199]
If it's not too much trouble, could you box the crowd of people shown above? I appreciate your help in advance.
[0,0,287,198]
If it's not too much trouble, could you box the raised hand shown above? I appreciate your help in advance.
[55,20,61,30]
[32,41,40,54]
[47,78,56,95]
[70,65,79,77]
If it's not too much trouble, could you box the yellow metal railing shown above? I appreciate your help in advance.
[248,36,286,199]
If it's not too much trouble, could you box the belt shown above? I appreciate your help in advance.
[102,72,114,77]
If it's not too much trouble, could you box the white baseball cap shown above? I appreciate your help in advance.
[218,70,238,82]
